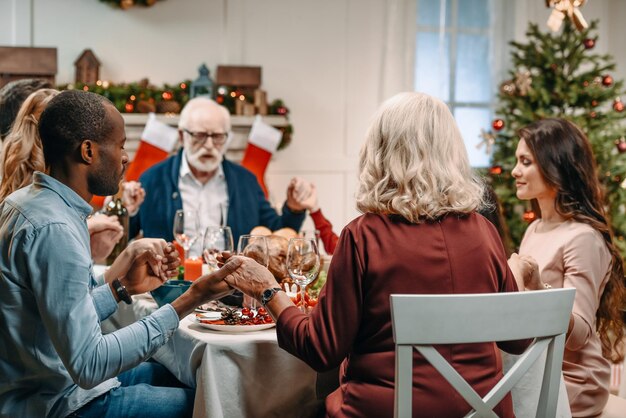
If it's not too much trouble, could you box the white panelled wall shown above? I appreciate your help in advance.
[2,0,626,234]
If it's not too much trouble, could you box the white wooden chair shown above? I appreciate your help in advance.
[390,288,576,418]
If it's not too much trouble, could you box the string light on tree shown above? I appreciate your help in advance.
[523,210,537,223]
[489,165,503,175]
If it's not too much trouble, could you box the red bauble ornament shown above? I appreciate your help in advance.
[492,119,505,131]
[591,100,598,107]
[583,80,590,87]
[216,95,224,104]
[602,75,614,86]
[590,111,597,118]
[615,139,626,154]
[124,103,134,113]
[489,165,503,175]
[277,106,288,115]
[522,210,537,223]
[613,98,624,112]
[583,38,596,49]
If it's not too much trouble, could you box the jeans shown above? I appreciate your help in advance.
[67,361,195,418]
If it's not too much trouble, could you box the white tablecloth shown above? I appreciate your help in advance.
[102,296,319,418]
[501,350,572,418]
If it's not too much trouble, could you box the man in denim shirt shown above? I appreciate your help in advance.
[0,91,240,418]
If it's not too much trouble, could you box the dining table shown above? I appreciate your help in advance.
[101,292,320,418]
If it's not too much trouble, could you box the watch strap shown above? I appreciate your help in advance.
[112,278,132,305]
[261,287,283,306]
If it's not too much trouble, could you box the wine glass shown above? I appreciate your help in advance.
[300,229,320,248]
[286,238,320,313]
[202,226,234,270]
[237,234,269,310]
[173,209,199,260]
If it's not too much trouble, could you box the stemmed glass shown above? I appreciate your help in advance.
[286,238,320,313]
[237,235,269,310]
[173,209,200,260]
[203,226,234,271]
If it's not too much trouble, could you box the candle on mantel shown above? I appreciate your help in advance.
[184,257,203,281]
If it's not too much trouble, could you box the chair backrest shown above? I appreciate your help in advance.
[390,288,575,418]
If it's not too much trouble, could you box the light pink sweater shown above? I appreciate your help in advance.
[520,219,612,417]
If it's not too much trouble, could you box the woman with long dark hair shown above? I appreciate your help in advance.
[511,118,626,417]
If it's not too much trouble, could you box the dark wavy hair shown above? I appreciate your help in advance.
[519,118,625,362]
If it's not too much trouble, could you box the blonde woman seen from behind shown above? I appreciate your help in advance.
[220,92,533,418]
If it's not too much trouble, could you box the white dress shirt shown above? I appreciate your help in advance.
[178,155,229,257]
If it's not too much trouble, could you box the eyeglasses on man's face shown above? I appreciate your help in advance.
[183,129,229,146]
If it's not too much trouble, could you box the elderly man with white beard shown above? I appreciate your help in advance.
[130,97,311,250]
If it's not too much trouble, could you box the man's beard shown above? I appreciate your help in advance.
[88,163,124,196]
[185,148,223,173]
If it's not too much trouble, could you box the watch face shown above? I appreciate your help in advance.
[262,289,274,299]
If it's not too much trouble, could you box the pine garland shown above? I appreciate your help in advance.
[99,0,161,9]
[57,79,294,149]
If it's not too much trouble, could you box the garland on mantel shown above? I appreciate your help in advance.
[57,79,293,150]
[99,0,163,10]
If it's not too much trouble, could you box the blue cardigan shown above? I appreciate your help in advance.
[130,150,306,244]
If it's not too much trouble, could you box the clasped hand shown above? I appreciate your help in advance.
[216,252,277,301]
[106,239,180,295]
[508,253,543,291]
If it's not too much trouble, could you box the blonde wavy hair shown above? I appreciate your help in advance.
[0,88,58,201]
[356,92,484,222]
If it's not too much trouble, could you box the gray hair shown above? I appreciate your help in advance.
[355,92,484,222]
[178,97,231,132]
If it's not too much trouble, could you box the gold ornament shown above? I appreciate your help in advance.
[477,129,496,155]
[500,80,517,96]
[514,70,532,96]
[546,0,588,32]
[120,0,134,9]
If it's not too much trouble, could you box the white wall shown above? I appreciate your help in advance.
[2,0,626,235]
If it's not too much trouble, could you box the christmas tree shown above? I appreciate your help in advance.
[488,18,626,254]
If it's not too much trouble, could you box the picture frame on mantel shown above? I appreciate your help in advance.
[0,46,57,88]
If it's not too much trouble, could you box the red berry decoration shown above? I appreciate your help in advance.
[602,75,614,87]
[615,139,626,154]
[583,38,595,49]
[614,98,624,112]
[492,119,505,131]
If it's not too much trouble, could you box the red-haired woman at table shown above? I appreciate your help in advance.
[222,92,532,418]
[511,118,625,417]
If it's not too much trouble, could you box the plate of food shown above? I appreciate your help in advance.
[191,307,275,332]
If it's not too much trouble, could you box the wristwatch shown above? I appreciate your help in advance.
[112,278,132,305]
[260,287,283,306]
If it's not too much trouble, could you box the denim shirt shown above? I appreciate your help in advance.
[0,172,179,418]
